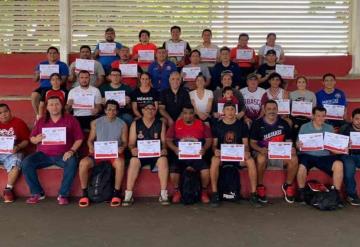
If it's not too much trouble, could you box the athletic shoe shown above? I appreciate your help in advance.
[3,188,15,203]
[172,190,181,204]
[295,188,305,204]
[201,190,210,204]
[159,195,170,206]
[347,194,360,206]
[249,193,262,208]
[282,183,295,204]
[122,197,134,207]
[57,195,69,205]
[256,185,268,203]
[26,193,45,204]
[210,192,220,207]
[331,186,344,209]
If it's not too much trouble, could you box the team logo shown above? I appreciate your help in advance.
[335,93,341,99]
[225,131,235,144]
[137,131,144,139]
[154,133,159,139]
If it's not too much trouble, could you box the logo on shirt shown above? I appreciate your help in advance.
[154,133,159,139]
[335,93,341,99]
[264,130,283,140]
[0,127,15,138]
[137,131,144,139]
[225,131,236,144]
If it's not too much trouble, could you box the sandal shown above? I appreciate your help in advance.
[78,197,90,208]
[122,197,134,207]
[110,197,121,207]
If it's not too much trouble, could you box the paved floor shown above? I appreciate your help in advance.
[0,198,359,247]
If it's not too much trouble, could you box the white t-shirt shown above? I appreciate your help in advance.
[67,85,102,116]
[240,87,266,120]
[189,89,213,114]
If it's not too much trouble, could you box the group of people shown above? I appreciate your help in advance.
[0,26,359,209]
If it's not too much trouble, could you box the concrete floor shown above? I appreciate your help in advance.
[0,198,359,247]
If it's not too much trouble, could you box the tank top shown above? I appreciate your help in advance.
[135,118,162,142]
[95,116,126,146]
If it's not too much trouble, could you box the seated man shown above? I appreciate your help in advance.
[78,100,128,207]
[124,102,169,206]
[0,103,30,202]
[340,108,360,206]
[296,106,344,207]
[22,96,83,205]
[256,49,277,89]
[210,102,259,207]
[32,46,69,117]
[66,70,102,130]
[250,100,298,204]
[166,105,212,204]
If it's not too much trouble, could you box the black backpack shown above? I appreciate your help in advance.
[304,180,339,211]
[88,161,115,203]
[180,169,201,205]
[218,164,241,202]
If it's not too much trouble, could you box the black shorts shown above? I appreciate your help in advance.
[221,161,244,169]
[170,158,209,174]
[138,157,161,171]
[75,115,96,130]
[33,86,50,95]
[298,154,342,175]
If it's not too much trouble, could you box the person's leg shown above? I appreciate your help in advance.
[210,156,221,193]
[31,91,41,115]
[156,157,168,191]
[342,155,358,197]
[332,160,344,191]
[244,157,257,193]
[2,153,23,188]
[53,155,78,197]
[78,157,94,195]
[123,157,141,205]
[7,167,20,187]
[112,158,125,191]
[284,155,299,185]
[256,153,267,185]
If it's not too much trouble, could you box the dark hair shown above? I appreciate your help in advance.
[105,99,120,112]
[190,49,201,57]
[157,46,166,52]
[220,46,230,53]
[322,73,336,81]
[239,33,249,40]
[312,106,327,115]
[105,27,115,33]
[267,33,276,39]
[264,99,278,108]
[47,46,59,54]
[202,29,212,36]
[352,108,360,118]
[170,26,181,32]
[296,75,308,84]
[268,72,285,88]
[182,104,194,111]
[140,71,151,79]
[78,70,90,76]
[0,103,10,111]
[80,45,91,52]
[139,29,150,39]
[110,68,122,75]
[45,96,64,123]
[49,73,61,81]
[222,86,233,95]
[195,73,206,82]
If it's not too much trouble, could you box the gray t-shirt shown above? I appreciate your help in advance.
[95,116,126,146]
[69,60,105,87]
[298,121,333,156]
[290,90,317,107]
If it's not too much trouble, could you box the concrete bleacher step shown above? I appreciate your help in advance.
[1,167,359,198]
[0,77,36,97]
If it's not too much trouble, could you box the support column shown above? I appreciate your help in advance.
[350,1,360,75]
[59,0,71,63]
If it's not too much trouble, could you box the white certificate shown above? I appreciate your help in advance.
[167,43,185,57]
[236,49,253,60]
[182,67,201,81]
[105,90,126,106]
[39,64,59,79]
[119,64,138,78]
[298,133,324,151]
[291,101,313,117]
[137,140,161,158]
[350,132,360,149]
[324,132,349,154]
[276,99,290,115]
[42,127,66,145]
[268,142,292,160]
[99,42,116,56]
[94,141,118,159]
[138,50,155,62]
[178,141,202,160]
[220,144,245,162]
[200,48,217,62]
[0,136,15,154]
[72,92,95,109]
[323,104,345,120]
[217,103,238,115]
[276,64,295,79]
[75,59,95,74]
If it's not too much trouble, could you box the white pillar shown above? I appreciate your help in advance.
[350,0,360,75]
[59,0,71,63]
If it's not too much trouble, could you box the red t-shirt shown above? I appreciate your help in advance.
[0,117,30,144]
[132,43,157,70]
[166,119,211,141]
[111,60,141,89]
[230,45,256,68]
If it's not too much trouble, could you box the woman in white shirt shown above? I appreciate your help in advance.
[258,33,285,65]
[189,74,213,124]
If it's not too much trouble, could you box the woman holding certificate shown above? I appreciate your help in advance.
[258,33,285,65]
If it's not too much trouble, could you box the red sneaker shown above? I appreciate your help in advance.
[172,190,181,204]
[57,195,69,205]
[3,188,15,203]
[282,183,295,203]
[256,185,268,203]
[26,194,45,204]
[201,190,210,204]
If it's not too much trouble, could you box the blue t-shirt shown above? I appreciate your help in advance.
[316,88,347,107]
[148,60,177,92]
[95,41,122,74]
[35,60,69,88]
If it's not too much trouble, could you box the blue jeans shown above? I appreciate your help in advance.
[21,152,78,197]
[119,113,133,127]
[341,154,360,197]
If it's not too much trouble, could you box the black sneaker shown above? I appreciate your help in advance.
[347,194,360,206]
[295,188,305,204]
[210,192,220,207]
[249,193,262,208]
[333,187,344,209]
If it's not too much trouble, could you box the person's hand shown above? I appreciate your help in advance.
[161,149,167,156]
[200,148,205,156]
[176,60,185,67]
[174,147,180,156]
[63,150,74,161]
[291,147,297,155]
[67,99,74,106]
[88,145,94,155]
[33,133,45,144]
[259,147,268,156]
[131,147,138,157]
[214,149,221,157]
[118,146,125,155]
[167,118,174,127]
[12,145,19,154]
[125,96,131,105]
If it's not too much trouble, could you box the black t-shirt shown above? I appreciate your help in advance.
[159,87,191,121]
[210,61,244,90]
[256,63,276,89]
[213,119,249,148]
[340,123,360,155]
[249,117,292,148]
[131,88,159,110]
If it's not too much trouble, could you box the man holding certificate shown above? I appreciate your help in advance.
[296,106,344,207]
[210,102,260,207]
[0,104,30,203]
[124,102,169,206]
[132,29,157,70]
[166,105,212,204]
[250,100,298,204]
[22,96,83,205]
[78,100,128,207]
[339,108,360,206]
[66,70,102,130]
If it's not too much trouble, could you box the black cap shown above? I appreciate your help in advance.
[266,49,276,56]
[142,101,155,108]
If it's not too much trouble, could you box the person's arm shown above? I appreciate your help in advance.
[68,65,76,83]
[128,121,138,157]
[160,121,167,156]
[119,123,128,155]
[250,139,267,155]
[278,49,285,64]
[212,138,221,157]
[95,75,105,88]
[13,140,29,154]
[132,102,142,119]
[159,104,174,126]
[87,120,97,154]
[34,64,40,82]
[92,103,102,116]
[63,139,83,161]
[165,125,178,154]
[202,138,212,153]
